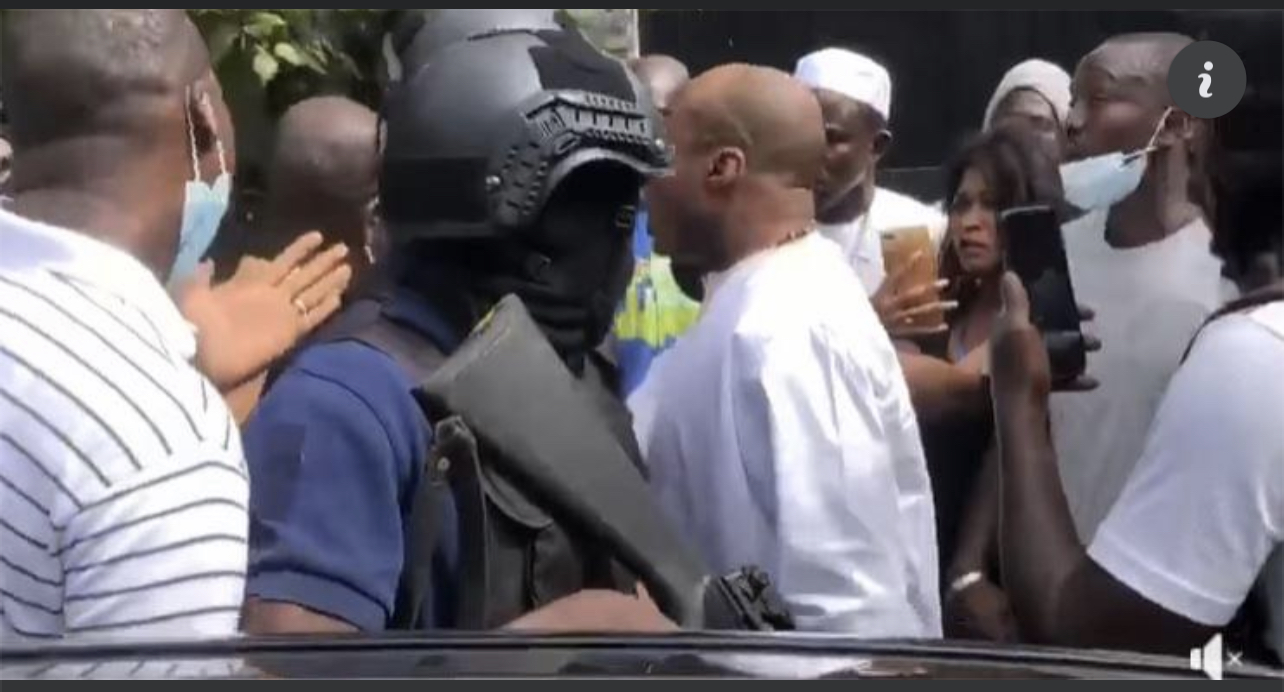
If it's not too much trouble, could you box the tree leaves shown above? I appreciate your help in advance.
[246,11,287,39]
[252,46,279,84]
[193,9,383,88]
[300,45,328,74]
[191,10,629,97]
[272,42,304,67]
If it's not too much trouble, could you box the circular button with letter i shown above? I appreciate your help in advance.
[1168,41,1246,119]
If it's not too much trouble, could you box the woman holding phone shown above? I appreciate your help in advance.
[927,124,1068,641]
[939,126,1068,373]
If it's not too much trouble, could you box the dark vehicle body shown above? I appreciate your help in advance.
[3,634,1282,680]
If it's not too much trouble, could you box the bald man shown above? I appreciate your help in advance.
[631,64,941,637]
[0,9,252,640]
[1046,33,1231,544]
[613,55,700,396]
[256,96,381,295]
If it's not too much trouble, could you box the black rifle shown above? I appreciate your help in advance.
[416,294,793,631]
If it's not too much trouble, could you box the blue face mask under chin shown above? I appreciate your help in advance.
[1059,149,1150,212]
[1059,107,1172,213]
[168,90,230,288]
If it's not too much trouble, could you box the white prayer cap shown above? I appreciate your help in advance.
[793,48,892,122]
[982,59,1072,131]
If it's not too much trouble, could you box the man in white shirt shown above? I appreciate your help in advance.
[0,10,257,642]
[793,48,945,295]
[1049,33,1232,542]
[634,63,940,637]
[791,47,988,468]
[988,76,1282,662]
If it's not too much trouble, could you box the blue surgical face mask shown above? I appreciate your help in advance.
[169,91,231,287]
[1060,107,1170,212]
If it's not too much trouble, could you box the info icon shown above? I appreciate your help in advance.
[1168,41,1246,119]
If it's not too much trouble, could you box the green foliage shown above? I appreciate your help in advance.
[190,10,381,91]
[190,9,633,103]
[187,9,634,176]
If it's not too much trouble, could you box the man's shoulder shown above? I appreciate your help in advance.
[0,263,237,492]
[1246,300,1284,343]
[244,336,430,510]
[284,338,415,400]
[1194,300,1284,366]
[256,337,424,444]
[729,296,888,377]
[1146,300,1284,476]
[729,238,876,334]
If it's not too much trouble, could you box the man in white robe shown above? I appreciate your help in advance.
[632,63,941,637]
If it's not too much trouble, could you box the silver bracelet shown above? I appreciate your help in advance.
[947,570,985,597]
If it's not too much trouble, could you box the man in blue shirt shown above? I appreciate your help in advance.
[242,289,463,632]
[240,20,675,634]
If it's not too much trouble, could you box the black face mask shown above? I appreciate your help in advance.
[483,246,631,373]
[483,170,638,373]
[404,167,639,375]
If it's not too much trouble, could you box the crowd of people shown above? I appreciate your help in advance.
[0,8,1280,671]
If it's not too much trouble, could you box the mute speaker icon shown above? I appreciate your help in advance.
[1190,633,1224,681]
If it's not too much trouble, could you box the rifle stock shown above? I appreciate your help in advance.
[416,295,711,627]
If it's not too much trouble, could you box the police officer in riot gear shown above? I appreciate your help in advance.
[240,20,676,634]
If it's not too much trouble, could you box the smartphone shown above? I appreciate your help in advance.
[1000,205,1086,384]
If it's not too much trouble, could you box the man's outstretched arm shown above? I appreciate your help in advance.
[990,274,1216,653]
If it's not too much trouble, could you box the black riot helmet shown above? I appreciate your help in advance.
[395,8,561,79]
[379,26,671,243]
[379,26,670,374]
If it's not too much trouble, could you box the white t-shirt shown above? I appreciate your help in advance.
[0,208,247,641]
[816,186,946,295]
[1089,300,1284,662]
[1051,210,1230,541]
[630,233,941,637]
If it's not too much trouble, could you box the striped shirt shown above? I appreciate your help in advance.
[0,207,248,642]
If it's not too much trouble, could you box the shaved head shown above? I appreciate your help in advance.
[1081,32,1194,106]
[0,10,232,279]
[256,97,380,267]
[678,63,826,187]
[2,9,208,147]
[1067,32,1197,160]
[646,63,824,270]
[270,97,379,212]
[627,54,689,111]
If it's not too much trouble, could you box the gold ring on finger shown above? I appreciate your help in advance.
[293,298,309,319]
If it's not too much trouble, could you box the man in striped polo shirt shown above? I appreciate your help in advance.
[0,10,259,641]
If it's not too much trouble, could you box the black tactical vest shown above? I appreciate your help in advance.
[298,297,638,629]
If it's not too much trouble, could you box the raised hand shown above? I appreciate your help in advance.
[872,249,958,339]
[990,272,1099,400]
[178,232,352,391]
